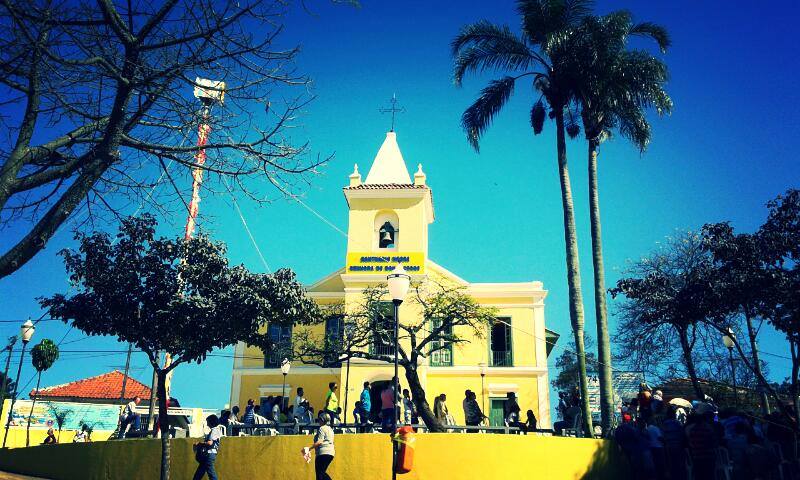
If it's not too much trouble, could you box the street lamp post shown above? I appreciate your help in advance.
[280,358,291,412]
[478,362,488,415]
[722,328,737,407]
[387,264,410,480]
[2,320,35,448]
[341,323,354,426]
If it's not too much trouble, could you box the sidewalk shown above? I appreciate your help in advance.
[0,472,50,479]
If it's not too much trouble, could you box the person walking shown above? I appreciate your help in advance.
[193,414,224,480]
[360,382,372,422]
[242,399,255,424]
[304,412,335,480]
[380,382,395,432]
[324,382,339,418]
[402,389,416,426]
[465,391,486,433]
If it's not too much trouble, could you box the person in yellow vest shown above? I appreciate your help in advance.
[324,382,339,421]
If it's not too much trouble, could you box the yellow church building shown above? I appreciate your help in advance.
[230,131,558,428]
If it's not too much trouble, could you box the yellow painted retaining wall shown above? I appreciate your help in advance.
[0,427,116,449]
[0,433,628,480]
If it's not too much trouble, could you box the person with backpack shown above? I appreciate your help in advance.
[193,414,224,480]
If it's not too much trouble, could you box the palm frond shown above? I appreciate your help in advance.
[517,0,594,45]
[461,76,517,151]
[630,22,671,53]
[566,120,581,139]
[451,22,535,86]
[530,100,546,134]
[617,108,651,152]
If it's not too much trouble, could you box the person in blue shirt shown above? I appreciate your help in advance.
[360,381,372,421]
[242,399,255,424]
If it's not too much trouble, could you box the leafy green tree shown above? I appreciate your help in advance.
[758,189,800,428]
[452,0,594,437]
[701,222,778,415]
[294,282,496,432]
[41,215,319,480]
[611,231,721,399]
[566,11,672,434]
[26,338,59,446]
[0,371,15,398]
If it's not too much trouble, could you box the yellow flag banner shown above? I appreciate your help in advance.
[345,252,425,274]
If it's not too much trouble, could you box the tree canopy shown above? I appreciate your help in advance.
[41,214,319,370]
[40,214,319,479]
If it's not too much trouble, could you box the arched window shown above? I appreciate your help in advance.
[374,211,399,250]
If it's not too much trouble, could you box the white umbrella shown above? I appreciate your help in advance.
[669,398,693,409]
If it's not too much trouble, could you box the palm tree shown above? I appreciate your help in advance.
[452,0,594,437]
[26,339,59,446]
[567,12,672,434]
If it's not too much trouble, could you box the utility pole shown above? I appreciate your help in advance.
[147,351,159,433]
[119,308,138,403]
[120,343,133,402]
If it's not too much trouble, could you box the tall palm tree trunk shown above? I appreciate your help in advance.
[26,372,41,447]
[587,140,614,435]
[555,110,593,437]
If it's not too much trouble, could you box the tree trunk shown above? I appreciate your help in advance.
[677,327,703,399]
[743,312,770,416]
[147,355,158,433]
[555,110,593,438]
[587,139,614,435]
[26,372,41,447]
[157,369,170,480]
[403,364,444,432]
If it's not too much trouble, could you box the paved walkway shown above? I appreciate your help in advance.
[0,472,49,479]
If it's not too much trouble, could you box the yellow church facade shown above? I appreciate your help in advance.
[230,131,558,428]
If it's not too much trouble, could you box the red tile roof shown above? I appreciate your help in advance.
[344,183,428,190]
[31,370,151,400]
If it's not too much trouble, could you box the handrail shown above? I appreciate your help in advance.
[224,422,539,436]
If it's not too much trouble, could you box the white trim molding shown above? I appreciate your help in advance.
[258,384,292,396]
[488,383,520,397]
[427,366,547,376]
[234,366,342,376]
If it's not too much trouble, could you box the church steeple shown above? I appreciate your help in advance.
[343,131,434,261]
[364,132,411,185]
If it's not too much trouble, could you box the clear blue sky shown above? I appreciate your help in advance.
[1,0,799,410]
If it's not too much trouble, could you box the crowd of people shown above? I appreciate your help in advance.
[613,383,798,480]
[215,380,538,436]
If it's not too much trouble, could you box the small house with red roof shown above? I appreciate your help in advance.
[30,370,151,405]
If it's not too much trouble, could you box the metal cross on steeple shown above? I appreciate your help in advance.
[379,93,405,132]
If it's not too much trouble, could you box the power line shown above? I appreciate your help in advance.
[222,176,272,273]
